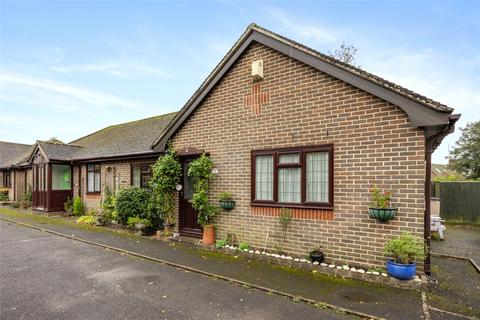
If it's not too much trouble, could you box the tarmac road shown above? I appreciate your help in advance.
[0,220,355,320]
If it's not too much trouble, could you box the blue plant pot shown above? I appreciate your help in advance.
[387,259,416,280]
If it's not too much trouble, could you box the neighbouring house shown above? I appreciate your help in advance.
[0,141,33,202]
[431,163,464,181]
[152,24,459,273]
[12,113,176,212]
[1,24,459,273]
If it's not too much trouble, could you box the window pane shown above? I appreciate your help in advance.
[94,172,100,192]
[39,166,44,191]
[255,155,273,201]
[278,153,300,164]
[52,165,71,190]
[87,164,94,171]
[278,167,301,203]
[184,162,195,199]
[88,171,94,192]
[132,167,141,187]
[306,152,329,202]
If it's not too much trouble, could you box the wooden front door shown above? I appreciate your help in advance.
[178,158,202,237]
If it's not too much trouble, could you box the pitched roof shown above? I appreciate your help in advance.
[153,23,458,151]
[0,141,33,169]
[68,112,177,160]
[37,140,83,161]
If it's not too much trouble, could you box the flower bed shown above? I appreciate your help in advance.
[198,243,426,289]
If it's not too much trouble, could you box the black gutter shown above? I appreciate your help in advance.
[423,114,460,274]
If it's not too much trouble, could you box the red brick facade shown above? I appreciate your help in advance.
[172,42,426,269]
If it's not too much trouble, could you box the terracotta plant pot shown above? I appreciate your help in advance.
[163,223,173,236]
[202,224,215,245]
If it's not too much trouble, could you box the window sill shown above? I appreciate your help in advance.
[250,202,333,211]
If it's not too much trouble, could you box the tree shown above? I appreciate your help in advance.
[448,121,480,180]
[328,42,359,67]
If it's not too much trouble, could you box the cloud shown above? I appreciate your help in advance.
[0,72,144,110]
[360,47,479,163]
[266,8,336,44]
[50,60,174,78]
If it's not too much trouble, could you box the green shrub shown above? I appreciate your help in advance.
[20,190,32,209]
[101,187,117,224]
[239,242,250,251]
[76,215,97,226]
[72,196,85,216]
[126,216,152,229]
[115,187,150,226]
[64,197,73,215]
[0,188,9,202]
[215,239,227,248]
[11,202,20,208]
[383,232,427,264]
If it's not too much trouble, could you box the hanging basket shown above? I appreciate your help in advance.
[369,207,397,222]
[219,200,235,211]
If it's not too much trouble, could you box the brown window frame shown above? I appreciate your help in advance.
[3,170,12,188]
[130,163,154,188]
[251,144,334,210]
[86,163,101,194]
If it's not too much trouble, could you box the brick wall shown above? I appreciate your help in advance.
[73,158,157,212]
[172,42,426,269]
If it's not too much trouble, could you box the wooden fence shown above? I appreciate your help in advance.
[431,182,480,223]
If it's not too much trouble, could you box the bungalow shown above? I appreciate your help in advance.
[1,24,458,273]
[7,113,175,211]
[152,24,459,273]
[0,141,33,202]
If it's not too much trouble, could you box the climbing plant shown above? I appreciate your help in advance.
[188,154,218,226]
[150,147,182,227]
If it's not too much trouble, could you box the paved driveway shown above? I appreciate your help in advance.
[0,220,354,320]
[431,224,480,263]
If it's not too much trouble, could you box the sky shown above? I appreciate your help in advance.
[1,1,479,164]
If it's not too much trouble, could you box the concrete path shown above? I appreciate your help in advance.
[0,208,425,319]
[0,220,357,320]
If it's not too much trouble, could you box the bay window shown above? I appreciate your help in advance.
[251,145,333,209]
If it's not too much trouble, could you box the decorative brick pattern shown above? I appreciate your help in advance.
[251,206,333,220]
[172,42,426,270]
[244,83,270,115]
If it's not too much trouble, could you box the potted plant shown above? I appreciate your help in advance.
[162,193,176,236]
[383,232,426,280]
[309,246,325,263]
[368,185,397,221]
[127,216,152,235]
[219,192,235,210]
[188,154,218,245]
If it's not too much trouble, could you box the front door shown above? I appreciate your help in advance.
[178,158,202,237]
